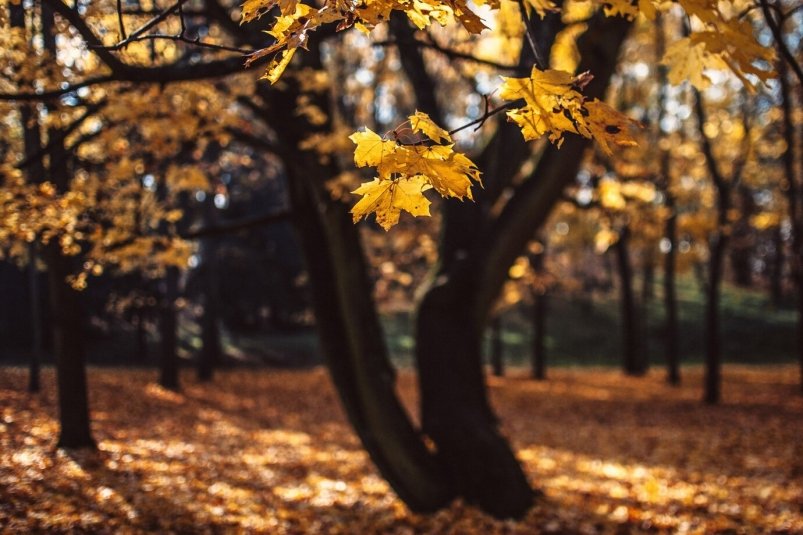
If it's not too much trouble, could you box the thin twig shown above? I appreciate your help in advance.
[448,100,523,136]
[96,0,187,51]
[517,0,547,70]
[104,33,254,54]
[759,0,803,85]
[373,39,518,71]
[116,0,127,39]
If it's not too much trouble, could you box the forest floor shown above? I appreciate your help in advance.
[0,365,801,534]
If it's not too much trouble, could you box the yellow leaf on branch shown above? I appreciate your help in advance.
[349,112,481,229]
[351,176,432,231]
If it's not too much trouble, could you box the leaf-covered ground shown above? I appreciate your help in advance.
[1,365,801,533]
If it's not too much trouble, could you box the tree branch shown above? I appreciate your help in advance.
[182,209,292,239]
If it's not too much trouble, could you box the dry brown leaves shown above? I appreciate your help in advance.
[1,365,801,534]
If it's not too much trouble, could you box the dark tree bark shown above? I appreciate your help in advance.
[655,12,680,385]
[17,1,96,448]
[693,88,748,405]
[775,55,803,394]
[258,46,454,514]
[490,315,504,377]
[770,226,785,307]
[614,224,646,375]
[46,243,95,449]
[27,246,43,393]
[197,199,222,382]
[530,241,548,380]
[159,267,181,390]
[663,189,680,385]
[704,230,727,404]
[729,185,756,287]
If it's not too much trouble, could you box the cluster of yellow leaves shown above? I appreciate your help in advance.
[501,67,640,155]
[661,0,775,90]
[1,366,801,533]
[242,0,488,83]
[349,111,481,230]
[0,168,88,259]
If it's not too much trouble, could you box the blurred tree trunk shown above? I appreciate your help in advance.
[655,12,680,385]
[770,226,784,307]
[159,267,180,390]
[29,1,95,448]
[729,185,755,287]
[775,55,803,394]
[530,242,548,380]
[27,245,43,393]
[615,224,646,375]
[198,199,221,382]
[704,230,727,404]
[490,315,504,377]
[693,88,747,404]
[663,191,680,385]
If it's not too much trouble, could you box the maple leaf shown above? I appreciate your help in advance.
[349,122,481,228]
[500,67,639,154]
[351,176,432,230]
[522,0,559,19]
[349,129,398,170]
[584,99,640,157]
[409,111,452,144]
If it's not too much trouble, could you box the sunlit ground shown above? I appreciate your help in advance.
[1,365,800,533]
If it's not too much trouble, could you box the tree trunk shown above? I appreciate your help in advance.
[197,203,221,382]
[704,231,727,404]
[729,185,755,287]
[776,55,803,394]
[615,225,646,375]
[159,267,180,390]
[417,276,534,518]
[258,43,453,512]
[655,12,680,385]
[770,225,784,307]
[27,245,42,393]
[531,291,548,381]
[286,167,454,512]
[46,243,95,449]
[530,243,548,380]
[490,315,504,377]
[663,196,680,385]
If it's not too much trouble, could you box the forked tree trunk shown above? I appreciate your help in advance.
[258,9,630,519]
[260,46,453,513]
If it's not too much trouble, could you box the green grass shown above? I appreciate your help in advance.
[163,277,801,369]
[477,277,797,368]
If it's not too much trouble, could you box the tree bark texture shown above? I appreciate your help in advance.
[615,225,646,375]
[159,267,181,391]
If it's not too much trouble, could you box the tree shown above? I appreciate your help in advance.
[0,0,778,517]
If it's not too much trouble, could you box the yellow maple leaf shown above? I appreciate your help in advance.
[501,67,639,154]
[349,128,399,170]
[351,176,432,230]
[584,99,640,157]
[522,0,559,18]
[409,111,452,143]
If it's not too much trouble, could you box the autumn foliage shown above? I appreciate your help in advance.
[1,366,801,533]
